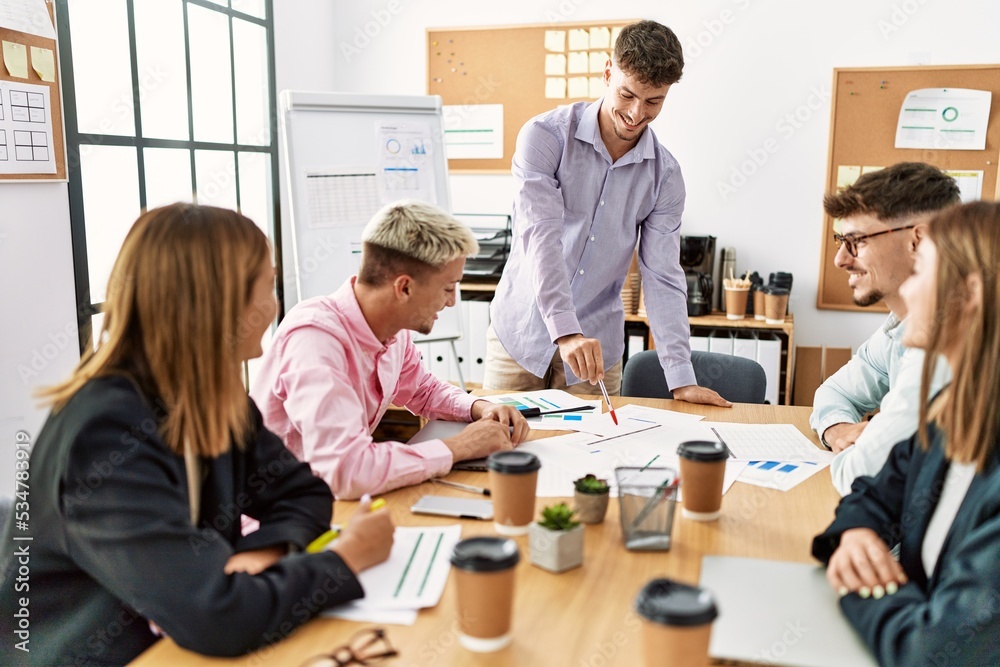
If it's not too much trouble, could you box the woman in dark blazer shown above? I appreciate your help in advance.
[0,204,394,666]
[812,200,1000,666]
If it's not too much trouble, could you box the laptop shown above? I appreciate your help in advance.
[406,420,488,471]
[699,556,878,667]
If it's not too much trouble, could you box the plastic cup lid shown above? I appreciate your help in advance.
[450,536,520,572]
[487,450,541,474]
[635,578,718,626]
[676,440,728,462]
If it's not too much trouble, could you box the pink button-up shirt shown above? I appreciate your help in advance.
[250,278,477,500]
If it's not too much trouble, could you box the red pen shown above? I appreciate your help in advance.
[598,379,618,425]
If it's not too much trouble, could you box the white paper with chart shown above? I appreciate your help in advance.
[324,525,461,624]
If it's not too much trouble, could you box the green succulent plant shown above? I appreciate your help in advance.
[573,474,610,495]
[537,503,580,531]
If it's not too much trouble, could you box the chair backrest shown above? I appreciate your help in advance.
[621,350,768,404]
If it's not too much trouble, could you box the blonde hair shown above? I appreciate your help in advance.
[358,200,477,286]
[918,201,1000,470]
[40,203,270,458]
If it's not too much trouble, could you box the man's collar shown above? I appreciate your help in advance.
[576,98,656,164]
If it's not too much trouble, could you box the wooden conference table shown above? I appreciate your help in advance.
[132,397,840,667]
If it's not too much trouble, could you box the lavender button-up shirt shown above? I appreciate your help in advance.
[491,99,696,389]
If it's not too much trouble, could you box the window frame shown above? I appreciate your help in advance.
[55,0,283,352]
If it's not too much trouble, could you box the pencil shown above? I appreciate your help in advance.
[598,379,618,425]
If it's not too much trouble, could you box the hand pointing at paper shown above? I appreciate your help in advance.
[556,333,605,385]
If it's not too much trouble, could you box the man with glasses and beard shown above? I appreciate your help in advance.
[811,162,958,495]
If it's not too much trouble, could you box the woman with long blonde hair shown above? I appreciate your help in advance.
[0,203,393,666]
[813,200,1000,665]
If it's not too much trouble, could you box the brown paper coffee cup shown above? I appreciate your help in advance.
[636,578,718,667]
[641,619,713,667]
[455,568,517,650]
[487,451,541,536]
[764,291,789,324]
[724,287,749,320]
[489,469,538,535]
[451,537,520,653]
[677,441,727,521]
[753,289,767,320]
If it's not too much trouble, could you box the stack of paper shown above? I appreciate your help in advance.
[322,525,461,625]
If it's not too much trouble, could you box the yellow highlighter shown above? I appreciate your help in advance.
[306,498,386,553]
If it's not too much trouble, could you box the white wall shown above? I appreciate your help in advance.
[322,0,1000,349]
[273,0,340,307]
[0,184,79,498]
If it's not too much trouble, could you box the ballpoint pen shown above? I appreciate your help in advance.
[432,478,491,496]
[306,497,386,553]
[598,379,618,425]
[517,405,595,419]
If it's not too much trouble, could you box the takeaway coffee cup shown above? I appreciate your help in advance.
[764,287,790,324]
[677,440,728,521]
[487,451,541,535]
[636,578,718,667]
[724,286,750,320]
[450,536,520,652]
[753,286,767,321]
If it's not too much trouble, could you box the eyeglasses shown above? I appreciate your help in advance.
[832,224,917,258]
[300,627,398,666]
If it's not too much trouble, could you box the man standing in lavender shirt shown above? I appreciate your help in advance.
[484,20,728,406]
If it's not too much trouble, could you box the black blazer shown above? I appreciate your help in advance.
[0,376,363,666]
[812,423,1000,667]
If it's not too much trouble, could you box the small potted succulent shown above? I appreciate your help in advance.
[573,474,611,524]
[529,503,584,573]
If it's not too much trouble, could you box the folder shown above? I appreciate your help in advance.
[755,333,782,405]
[708,330,734,356]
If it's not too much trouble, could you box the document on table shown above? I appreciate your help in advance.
[323,525,461,624]
[705,423,832,462]
[519,426,747,499]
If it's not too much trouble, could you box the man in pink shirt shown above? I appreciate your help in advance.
[250,201,529,499]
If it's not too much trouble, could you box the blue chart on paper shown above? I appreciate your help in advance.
[748,461,800,474]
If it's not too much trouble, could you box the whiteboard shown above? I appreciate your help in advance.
[279,90,462,342]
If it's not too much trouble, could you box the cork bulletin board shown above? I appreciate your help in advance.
[427,20,635,173]
[818,65,1000,311]
[0,0,66,181]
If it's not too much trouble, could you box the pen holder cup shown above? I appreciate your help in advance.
[615,467,679,551]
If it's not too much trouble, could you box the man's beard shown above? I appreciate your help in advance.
[853,290,884,307]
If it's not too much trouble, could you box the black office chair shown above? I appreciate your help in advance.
[622,350,768,404]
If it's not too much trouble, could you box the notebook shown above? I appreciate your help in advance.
[405,420,488,471]
[699,556,878,667]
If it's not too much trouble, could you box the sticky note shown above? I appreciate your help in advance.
[589,51,609,74]
[567,76,589,99]
[544,30,565,53]
[568,51,588,74]
[861,165,884,174]
[30,46,55,82]
[568,29,589,51]
[545,77,566,99]
[589,76,605,99]
[589,27,611,50]
[611,27,623,48]
[2,41,29,79]
[544,54,566,76]
[836,165,861,190]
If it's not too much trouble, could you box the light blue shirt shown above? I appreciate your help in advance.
[490,100,696,388]
[810,314,951,495]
